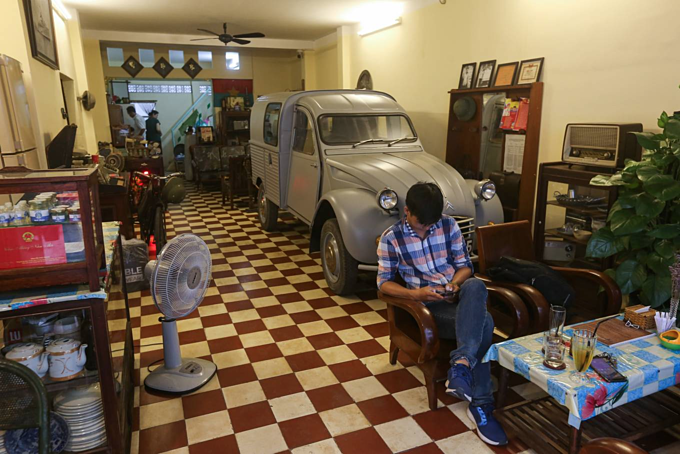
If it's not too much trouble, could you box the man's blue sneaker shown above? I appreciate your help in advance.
[445,363,473,402]
[467,404,508,446]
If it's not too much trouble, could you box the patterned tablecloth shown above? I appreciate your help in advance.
[483,318,680,428]
[0,222,120,311]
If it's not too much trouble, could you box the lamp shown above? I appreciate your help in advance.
[52,0,72,20]
[358,17,402,36]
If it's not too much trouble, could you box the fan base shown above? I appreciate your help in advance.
[145,358,217,394]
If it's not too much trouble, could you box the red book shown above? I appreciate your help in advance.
[0,225,67,269]
[513,98,530,131]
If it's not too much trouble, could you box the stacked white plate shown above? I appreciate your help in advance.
[0,430,7,454]
[53,384,107,452]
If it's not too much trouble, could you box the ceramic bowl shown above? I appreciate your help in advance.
[4,412,69,454]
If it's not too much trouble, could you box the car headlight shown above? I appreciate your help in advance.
[474,180,496,201]
[377,188,398,210]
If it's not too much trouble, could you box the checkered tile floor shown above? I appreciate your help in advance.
[107,184,680,454]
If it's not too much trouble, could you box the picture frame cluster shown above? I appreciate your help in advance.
[458,57,544,89]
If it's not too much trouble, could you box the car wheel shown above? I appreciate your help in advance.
[257,184,278,231]
[321,219,358,296]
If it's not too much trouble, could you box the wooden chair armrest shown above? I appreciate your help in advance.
[486,284,530,338]
[579,437,648,454]
[476,274,550,332]
[377,291,439,362]
[552,267,622,316]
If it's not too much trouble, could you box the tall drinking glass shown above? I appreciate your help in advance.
[571,329,597,385]
[549,305,567,336]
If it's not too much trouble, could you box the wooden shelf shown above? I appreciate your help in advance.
[544,228,590,245]
[448,83,534,95]
[44,369,100,393]
[546,200,608,217]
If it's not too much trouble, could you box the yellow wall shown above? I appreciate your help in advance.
[0,0,98,162]
[83,38,110,143]
[346,0,680,162]
[307,43,339,90]
[100,44,302,96]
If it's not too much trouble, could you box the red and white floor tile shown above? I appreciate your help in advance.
[107,185,679,454]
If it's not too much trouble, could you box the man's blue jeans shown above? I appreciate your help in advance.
[425,278,495,406]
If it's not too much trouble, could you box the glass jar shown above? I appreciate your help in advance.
[29,199,50,223]
[50,206,68,223]
[67,206,81,222]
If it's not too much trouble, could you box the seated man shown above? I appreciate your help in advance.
[377,182,507,447]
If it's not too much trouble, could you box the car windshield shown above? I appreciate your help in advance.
[318,115,417,146]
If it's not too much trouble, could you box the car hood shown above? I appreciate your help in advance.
[324,151,475,217]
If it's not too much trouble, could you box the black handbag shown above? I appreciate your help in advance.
[487,256,575,308]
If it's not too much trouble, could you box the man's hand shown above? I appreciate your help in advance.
[410,287,442,302]
[445,282,460,293]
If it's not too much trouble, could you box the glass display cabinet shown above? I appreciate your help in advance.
[0,167,105,292]
[533,162,619,270]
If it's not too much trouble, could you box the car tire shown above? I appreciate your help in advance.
[257,184,278,231]
[321,218,358,296]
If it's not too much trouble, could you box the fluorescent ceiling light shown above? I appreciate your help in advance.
[358,17,402,36]
[52,0,72,20]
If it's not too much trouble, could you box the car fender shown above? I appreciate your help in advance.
[311,188,398,265]
[464,178,504,226]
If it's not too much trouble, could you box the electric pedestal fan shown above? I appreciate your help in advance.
[144,234,216,393]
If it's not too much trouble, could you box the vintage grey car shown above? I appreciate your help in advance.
[249,90,503,295]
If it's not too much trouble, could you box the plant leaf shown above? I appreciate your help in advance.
[665,118,680,140]
[647,252,674,275]
[632,132,661,151]
[609,210,649,236]
[630,233,655,249]
[658,111,670,129]
[607,200,624,221]
[635,193,665,217]
[636,165,661,182]
[654,239,676,259]
[641,274,672,308]
[649,224,680,239]
[585,227,626,258]
[615,259,647,294]
[644,174,680,201]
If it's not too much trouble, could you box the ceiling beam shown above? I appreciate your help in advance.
[82,29,314,50]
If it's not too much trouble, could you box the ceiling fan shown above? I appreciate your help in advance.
[191,22,265,45]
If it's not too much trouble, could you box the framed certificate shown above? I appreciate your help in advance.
[517,58,545,84]
[493,62,519,87]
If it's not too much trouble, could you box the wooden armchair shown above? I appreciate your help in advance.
[475,221,621,333]
[378,283,528,411]
[578,438,648,454]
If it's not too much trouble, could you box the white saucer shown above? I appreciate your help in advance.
[54,384,101,408]
[56,403,103,417]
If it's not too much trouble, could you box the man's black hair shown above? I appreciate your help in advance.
[405,182,444,225]
[126,106,136,114]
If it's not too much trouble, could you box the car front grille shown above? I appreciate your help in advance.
[453,215,477,260]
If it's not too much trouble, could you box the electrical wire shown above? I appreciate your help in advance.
[110,342,164,354]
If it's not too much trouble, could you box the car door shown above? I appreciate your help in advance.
[286,107,320,223]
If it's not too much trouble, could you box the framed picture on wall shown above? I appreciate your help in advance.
[517,57,545,84]
[23,0,59,70]
[475,60,496,88]
[493,62,519,87]
[458,62,476,89]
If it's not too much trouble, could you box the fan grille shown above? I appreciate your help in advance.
[152,234,212,319]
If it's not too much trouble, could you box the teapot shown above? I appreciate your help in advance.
[46,338,87,381]
[5,343,50,378]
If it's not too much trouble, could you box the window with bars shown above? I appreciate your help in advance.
[127,84,193,94]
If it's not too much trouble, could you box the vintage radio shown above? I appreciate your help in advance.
[543,239,575,262]
[562,123,643,168]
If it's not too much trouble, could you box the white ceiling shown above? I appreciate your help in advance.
[65,0,435,42]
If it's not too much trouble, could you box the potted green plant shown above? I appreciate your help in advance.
[586,109,680,308]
